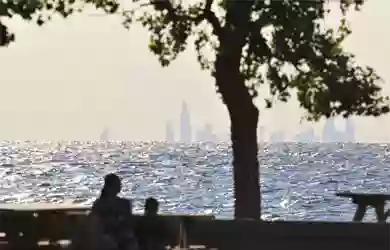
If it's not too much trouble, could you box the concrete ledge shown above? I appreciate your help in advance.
[0,206,388,250]
[187,220,390,250]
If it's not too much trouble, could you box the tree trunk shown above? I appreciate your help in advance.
[215,44,261,220]
[229,90,260,219]
[213,1,261,219]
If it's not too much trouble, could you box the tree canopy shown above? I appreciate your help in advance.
[134,0,389,119]
[1,0,388,120]
[3,0,388,121]
[0,0,119,45]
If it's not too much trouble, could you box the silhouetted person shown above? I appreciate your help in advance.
[91,173,138,250]
[136,198,169,250]
[145,197,159,216]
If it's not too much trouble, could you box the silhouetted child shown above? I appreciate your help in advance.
[136,197,169,250]
[145,197,159,216]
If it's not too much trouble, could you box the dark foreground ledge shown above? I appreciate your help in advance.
[0,207,388,250]
[187,220,390,250]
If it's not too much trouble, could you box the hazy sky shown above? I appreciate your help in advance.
[0,1,389,142]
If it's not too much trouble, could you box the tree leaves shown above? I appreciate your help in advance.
[134,0,220,67]
[0,0,120,46]
[0,0,388,121]
[238,0,388,120]
[0,21,14,46]
[138,5,194,67]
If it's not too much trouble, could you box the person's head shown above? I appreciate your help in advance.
[101,173,121,196]
[145,197,159,215]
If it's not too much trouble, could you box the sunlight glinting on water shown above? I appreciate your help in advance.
[0,141,388,221]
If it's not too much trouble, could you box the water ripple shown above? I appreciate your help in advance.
[0,141,388,221]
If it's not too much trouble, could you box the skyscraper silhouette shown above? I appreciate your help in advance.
[345,118,356,142]
[294,127,316,142]
[196,123,217,142]
[180,101,192,143]
[165,121,175,142]
[323,117,338,142]
[100,127,109,141]
[322,117,356,142]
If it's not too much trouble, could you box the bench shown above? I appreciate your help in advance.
[0,204,215,249]
[0,208,89,249]
[336,192,390,222]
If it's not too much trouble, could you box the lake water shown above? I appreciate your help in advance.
[0,141,388,222]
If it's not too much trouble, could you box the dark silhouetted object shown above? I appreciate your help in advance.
[336,192,390,223]
[136,197,169,250]
[145,197,159,216]
[92,173,138,250]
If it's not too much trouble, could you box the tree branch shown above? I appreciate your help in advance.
[150,0,175,12]
[203,0,223,38]
[150,0,222,37]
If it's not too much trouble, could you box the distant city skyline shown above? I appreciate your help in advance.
[100,127,110,141]
[160,102,358,143]
[165,121,175,143]
[259,117,356,143]
[0,1,389,142]
[97,100,360,143]
[165,101,219,143]
[180,101,192,143]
